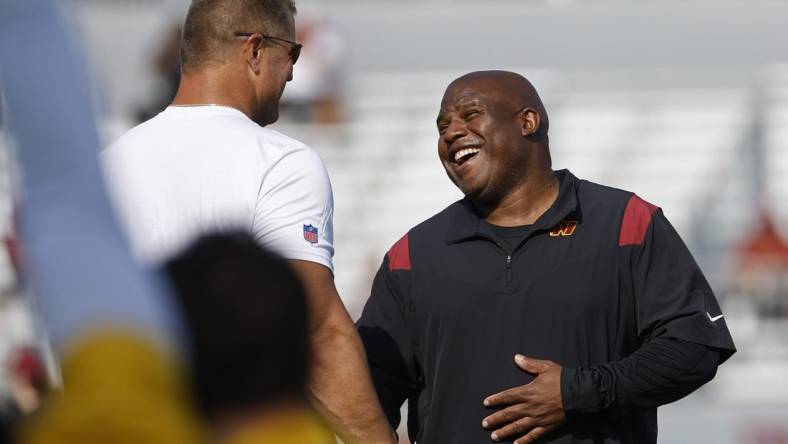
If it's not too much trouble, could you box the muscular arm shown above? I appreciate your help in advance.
[289,260,396,444]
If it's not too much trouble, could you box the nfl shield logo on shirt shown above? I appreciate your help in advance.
[303,224,319,244]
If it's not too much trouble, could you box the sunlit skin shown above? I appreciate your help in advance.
[248,12,297,125]
[436,71,559,227]
[483,355,566,444]
[172,15,296,127]
[437,71,566,443]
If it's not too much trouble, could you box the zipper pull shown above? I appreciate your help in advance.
[505,255,512,269]
[505,254,512,283]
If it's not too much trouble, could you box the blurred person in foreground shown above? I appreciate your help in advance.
[135,24,184,123]
[357,71,736,444]
[102,1,394,442]
[165,232,333,443]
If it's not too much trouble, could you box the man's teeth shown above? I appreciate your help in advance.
[454,148,480,163]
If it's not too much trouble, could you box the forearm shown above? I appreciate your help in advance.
[561,337,721,416]
[288,260,395,444]
[309,309,395,444]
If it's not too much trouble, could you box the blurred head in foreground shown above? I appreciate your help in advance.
[165,232,311,435]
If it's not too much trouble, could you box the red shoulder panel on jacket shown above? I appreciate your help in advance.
[619,195,658,246]
[387,234,411,271]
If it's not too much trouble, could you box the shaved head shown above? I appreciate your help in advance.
[443,70,549,138]
[180,0,297,73]
[436,70,554,208]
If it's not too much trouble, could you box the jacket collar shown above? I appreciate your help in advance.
[445,169,580,244]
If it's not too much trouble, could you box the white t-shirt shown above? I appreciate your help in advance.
[102,105,334,270]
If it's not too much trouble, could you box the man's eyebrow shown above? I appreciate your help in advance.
[460,99,483,108]
[436,99,484,122]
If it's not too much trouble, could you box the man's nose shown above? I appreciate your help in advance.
[444,119,468,145]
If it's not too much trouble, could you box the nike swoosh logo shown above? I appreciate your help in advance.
[707,312,724,322]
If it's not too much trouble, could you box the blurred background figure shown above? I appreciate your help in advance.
[279,16,346,124]
[134,24,183,124]
[3,347,47,416]
[0,346,46,444]
[0,227,43,442]
[733,214,788,319]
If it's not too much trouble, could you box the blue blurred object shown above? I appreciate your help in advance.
[0,0,180,350]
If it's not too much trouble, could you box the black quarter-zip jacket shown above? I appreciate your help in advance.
[357,170,735,443]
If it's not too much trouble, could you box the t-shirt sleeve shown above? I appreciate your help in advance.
[626,204,736,361]
[253,147,334,271]
[357,238,420,430]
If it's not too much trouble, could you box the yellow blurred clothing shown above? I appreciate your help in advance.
[223,409,335,444]
[17,333,335,444]
[18,333,205,444]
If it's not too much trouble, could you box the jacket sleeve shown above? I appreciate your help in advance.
[561,337,721,416]
[561,197,735,417]
[628,208,735,356]
[356,247,419,430]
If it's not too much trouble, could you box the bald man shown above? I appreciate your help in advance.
[357,71,735,443]
[102,1,394,443]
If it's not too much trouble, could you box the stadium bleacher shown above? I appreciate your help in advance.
[765,67,788,227]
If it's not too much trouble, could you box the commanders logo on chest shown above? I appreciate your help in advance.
[549,220,578,237]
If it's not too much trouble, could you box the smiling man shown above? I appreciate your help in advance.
[357,71,736,444]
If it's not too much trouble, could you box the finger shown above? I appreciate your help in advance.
[482,404,529,429]
[490,416,537,442]
[515,354,551,374]
[514,425,553,444]
[484,386,530,407]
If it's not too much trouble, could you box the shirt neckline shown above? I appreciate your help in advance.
[485,222,533,240]
[446,169,580,244]
[163,104,250,119]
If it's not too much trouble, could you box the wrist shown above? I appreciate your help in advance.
[560,366,604,420]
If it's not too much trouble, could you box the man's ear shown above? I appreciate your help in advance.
[520,108,541,137]
[243,34,265,74]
